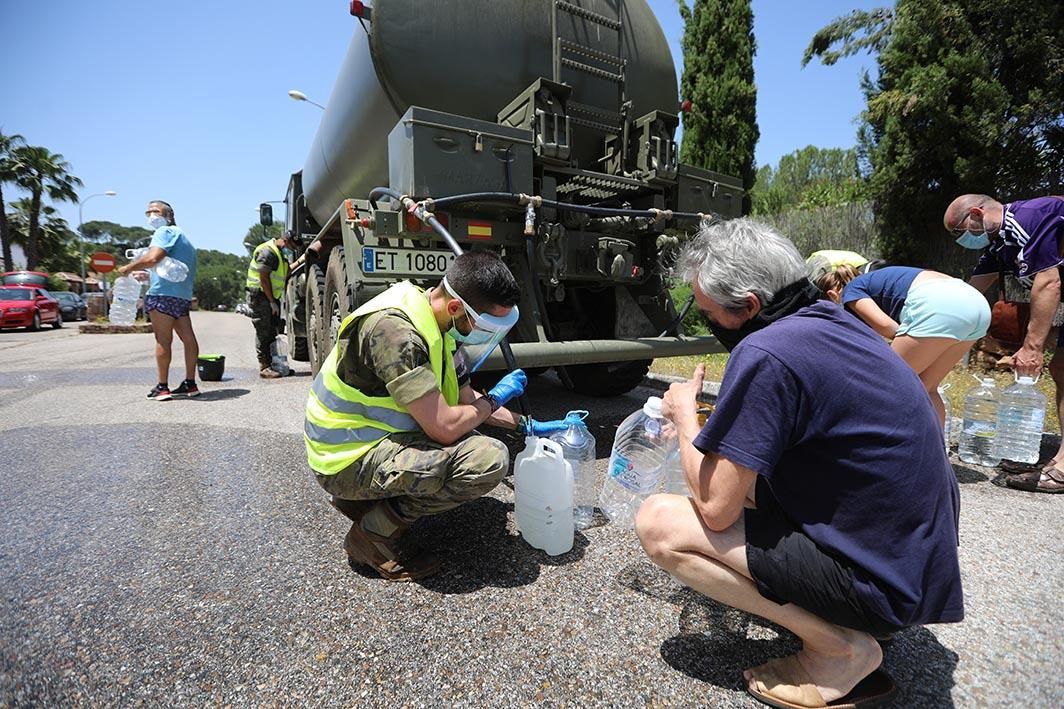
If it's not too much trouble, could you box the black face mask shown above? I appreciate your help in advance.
[708,279,822,352]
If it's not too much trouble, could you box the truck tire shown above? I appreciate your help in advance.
[566,359,651,397]
[323,246,355,360]
[286,274,309,361]
[305,262,327,375]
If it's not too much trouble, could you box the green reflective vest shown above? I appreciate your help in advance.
[304,282,460,475]
[245,240,289,298]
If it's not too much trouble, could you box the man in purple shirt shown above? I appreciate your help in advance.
[636,218,962,708]
[944,194,1064,493]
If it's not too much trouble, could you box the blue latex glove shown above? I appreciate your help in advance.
[487,369,527,408]
[518,410,588,436]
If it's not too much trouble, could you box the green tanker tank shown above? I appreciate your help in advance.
[268,0,742,396]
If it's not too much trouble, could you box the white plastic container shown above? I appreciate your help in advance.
[109,275,141,326]
[600,396,678,528]
[994,375,1046,464]
[938,384,952,454]
[958,378,1000,467]
[659,450,687,496]
[548,413,596,530]
[270,335,291,376]
[514,436,574,555]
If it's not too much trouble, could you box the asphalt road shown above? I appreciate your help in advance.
[1,312,1061,707]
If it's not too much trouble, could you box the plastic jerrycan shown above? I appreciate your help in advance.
[514,436,574,556]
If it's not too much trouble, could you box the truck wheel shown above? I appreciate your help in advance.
[323,246,355,359]
[305,262,327,375]
[286,274,309,361]
[566,360,651,397]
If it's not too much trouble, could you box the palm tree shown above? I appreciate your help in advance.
[13,146,82,271]
[5,199,79,272]
[0,131,27,271]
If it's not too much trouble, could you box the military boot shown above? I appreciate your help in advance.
[343,500,440,582]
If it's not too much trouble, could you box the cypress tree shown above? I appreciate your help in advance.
[678,0,759,215]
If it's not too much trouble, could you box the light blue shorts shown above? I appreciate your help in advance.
[896,278,991,341]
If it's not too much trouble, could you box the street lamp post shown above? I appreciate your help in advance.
[287,89,325,110]
[78,190,117,294]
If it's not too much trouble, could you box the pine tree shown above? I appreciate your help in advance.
[805,0,1064,265]
[678,0,759,215]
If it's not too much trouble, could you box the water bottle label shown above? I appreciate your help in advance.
[609,452,655,493]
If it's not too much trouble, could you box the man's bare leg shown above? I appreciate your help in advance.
[149,310,177,384]
[636,494,882,703]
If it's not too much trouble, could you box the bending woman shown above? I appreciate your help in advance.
[815,265,991,426]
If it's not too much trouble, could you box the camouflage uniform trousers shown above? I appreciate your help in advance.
[247,289,279,368]
[315,430,509,522]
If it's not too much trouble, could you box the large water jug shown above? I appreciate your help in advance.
[994,375,1046,464]
[938,384,952,454]
[659,451,687,496]
[600,396,678,528]
[109,275,142,326]
[548,411,597,530]
[514,436,574,555]
[126,247,189,283]
[958,378,1000,466]
[270,335,291,376]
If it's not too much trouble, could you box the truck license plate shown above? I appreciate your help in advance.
[361,247,455,277]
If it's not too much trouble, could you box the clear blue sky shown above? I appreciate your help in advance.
[1,0,882,256]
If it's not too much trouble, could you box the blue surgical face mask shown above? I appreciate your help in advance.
[955,231,990,250]
[148,215,168,230]
[448,316,494,345]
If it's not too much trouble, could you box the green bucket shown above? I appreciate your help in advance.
[197,354,226,381]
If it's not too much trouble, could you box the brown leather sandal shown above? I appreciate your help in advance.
[1006,466,1064,494]
[342,505,440,582]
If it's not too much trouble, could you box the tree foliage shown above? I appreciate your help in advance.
[751,145,866,215]
[678,0,759,214]
[5,199,79,273]
[11,146,82,271]
[806,0,1064,265]
[0,131,27,272]
[243,222,283,257]
[194,249,250,310]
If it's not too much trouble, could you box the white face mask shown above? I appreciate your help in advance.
[148,215,169,230]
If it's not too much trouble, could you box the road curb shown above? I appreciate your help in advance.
[78,323,154,334]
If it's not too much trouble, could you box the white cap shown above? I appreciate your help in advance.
[643,396,663,418]
[981,378,996,387]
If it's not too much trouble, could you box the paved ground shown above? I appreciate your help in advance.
[1,312,1061,707]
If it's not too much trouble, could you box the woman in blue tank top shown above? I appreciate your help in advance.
[814,265,991,427]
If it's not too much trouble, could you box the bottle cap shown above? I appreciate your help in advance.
[1017,376,1036,384]
[644,396,663,418]
[981,378,996,387]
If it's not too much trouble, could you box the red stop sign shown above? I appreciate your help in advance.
[90,252,116,273]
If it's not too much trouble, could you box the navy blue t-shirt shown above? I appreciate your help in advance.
[841,266,922,321]
[692,301,963,627]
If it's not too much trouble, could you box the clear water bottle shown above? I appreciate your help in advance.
[109,275,142,326]
[938,385,952,454]
[958,378,1000,467]
[660,450,687,496]
[548,411,597,530]
[270,335,290,376]
[125,247,188,283]
[994,375,1046,464]
[600,396,678,528]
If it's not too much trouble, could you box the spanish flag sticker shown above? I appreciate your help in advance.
[467,222,492,240]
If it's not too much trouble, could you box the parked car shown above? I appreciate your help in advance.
[53,291,88,321]
[0,286,62,330]
[0,271,50,287]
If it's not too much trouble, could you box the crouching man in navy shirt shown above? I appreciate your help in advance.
[636,218,963,709]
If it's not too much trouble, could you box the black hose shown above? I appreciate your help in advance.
[525,233,574,390]
[659,293,695,337]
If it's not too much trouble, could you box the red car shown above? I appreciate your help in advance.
[0,286,63,330]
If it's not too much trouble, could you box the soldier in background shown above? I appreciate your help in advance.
[246,230,297,378]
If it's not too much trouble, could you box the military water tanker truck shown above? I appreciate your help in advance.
[265,0,741,396]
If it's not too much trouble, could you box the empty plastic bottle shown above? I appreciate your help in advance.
[994,375,1046,464]
[958,378,1000,467]
[659,450,688,496]
[600,396,678,528]
[109,275,142,326]
[938,384,952,454]
[270,335,291,376]
[548,411,597,530]
[514,436,574,555]
[126,247,189,283]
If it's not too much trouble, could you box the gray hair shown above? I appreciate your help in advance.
[674,217,808,310]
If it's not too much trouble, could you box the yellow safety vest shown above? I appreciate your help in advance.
[304,282,460,475]
[245,240,289,299]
